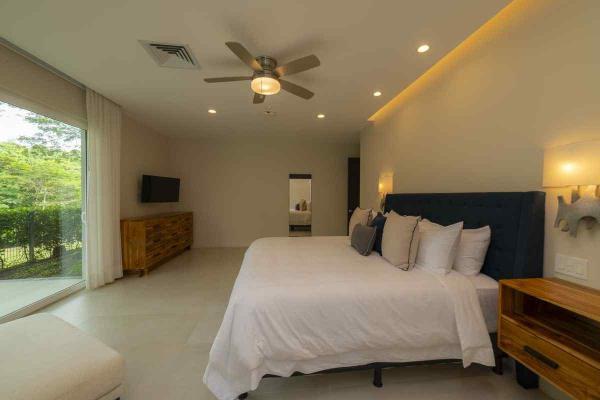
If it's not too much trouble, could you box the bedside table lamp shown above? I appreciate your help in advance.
[378,173,393,212]
[543,140,600,236]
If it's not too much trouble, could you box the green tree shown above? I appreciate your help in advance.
[0,102,83,209]
[20,113,82,151]
[0,142,81,208]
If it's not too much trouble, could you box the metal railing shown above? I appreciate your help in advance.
[0,207,82,271]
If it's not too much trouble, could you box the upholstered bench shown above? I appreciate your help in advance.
[0,313,124,400]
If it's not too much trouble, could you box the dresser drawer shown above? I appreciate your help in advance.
[499,316,600,399]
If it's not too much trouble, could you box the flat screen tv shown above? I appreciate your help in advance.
[141,175,180,203]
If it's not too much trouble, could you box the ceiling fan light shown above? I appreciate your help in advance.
[251,76,281,95]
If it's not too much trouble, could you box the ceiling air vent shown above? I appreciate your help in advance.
[139,40,200,69]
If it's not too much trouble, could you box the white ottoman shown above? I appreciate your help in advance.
[0,314,124,400]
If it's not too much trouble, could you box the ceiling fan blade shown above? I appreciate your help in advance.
[204,76,252,83]
[225,42,263,72]
[279,80,314,99]
[253,93,265,104]
[275,55,320,77]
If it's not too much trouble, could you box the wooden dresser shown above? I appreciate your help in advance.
[121,212,193,276]
[498,278,600,399]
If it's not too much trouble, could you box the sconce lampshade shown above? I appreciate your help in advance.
[543,140,600,187]
[378,173,393,195]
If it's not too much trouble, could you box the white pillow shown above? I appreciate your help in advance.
[381,211,421,269]
[416,220,463,274]
[454,226,491,276]
[348,207,372,236]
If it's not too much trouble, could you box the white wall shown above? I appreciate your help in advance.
[289,179,311,210]
[120,127,357,243]
[119,114,176,219]
[169,136,358,247]
[361,0,600,289]
[360,2,599,397]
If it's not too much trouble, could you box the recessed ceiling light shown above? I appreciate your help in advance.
[373,91,382,97]
[208,109,217,114]
[317,113,325,119]
[417,44,430,53]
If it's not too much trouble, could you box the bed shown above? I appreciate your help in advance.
[288,209,311,229]
[204,192,545,400]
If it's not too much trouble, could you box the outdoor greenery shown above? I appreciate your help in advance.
[0,248,82,279]
[0,111,82,209]
[0,206,82,263]
[0,102,84,278]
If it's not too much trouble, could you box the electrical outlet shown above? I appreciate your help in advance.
[555,254,588,280]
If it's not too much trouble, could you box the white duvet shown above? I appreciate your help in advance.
[204,236,494,400]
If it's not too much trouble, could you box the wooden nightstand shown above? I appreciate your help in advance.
[498,278,600,399]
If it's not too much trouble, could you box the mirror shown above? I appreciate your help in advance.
[289,174,312,237]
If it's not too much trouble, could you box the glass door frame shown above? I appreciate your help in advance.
[0,100,87,323]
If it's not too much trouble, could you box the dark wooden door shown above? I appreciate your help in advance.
[347,157,360,232]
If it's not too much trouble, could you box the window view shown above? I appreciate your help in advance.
[0,101,84,318]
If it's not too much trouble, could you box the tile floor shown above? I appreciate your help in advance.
[41,248,551,400]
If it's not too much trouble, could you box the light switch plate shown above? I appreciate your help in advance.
[555,254,589,280]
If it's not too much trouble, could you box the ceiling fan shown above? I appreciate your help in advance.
[204,42,320,104]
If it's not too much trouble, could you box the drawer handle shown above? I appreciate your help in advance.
[524,346,559,369]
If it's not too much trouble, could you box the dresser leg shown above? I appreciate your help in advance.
[515,361,539,389]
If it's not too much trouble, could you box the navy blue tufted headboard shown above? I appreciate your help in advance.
[385,192,545,281]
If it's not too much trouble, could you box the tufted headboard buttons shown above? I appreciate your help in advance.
[385,192,545,281]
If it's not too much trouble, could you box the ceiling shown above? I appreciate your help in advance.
[0,0,510,142]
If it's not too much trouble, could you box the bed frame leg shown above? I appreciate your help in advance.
[373,366,383,388]
[238,393,248,399]
[492,353,504,375]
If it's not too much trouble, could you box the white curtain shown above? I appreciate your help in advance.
[85,89,122,289]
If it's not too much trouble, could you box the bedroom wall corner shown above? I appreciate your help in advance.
[167,136,359,247]
[360,0,600,287]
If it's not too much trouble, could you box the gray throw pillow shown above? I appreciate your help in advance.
[351,224,377,256]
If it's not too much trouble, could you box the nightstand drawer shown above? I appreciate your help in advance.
[500,316,600,399]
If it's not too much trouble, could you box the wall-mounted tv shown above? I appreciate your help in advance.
[141,175,180,203]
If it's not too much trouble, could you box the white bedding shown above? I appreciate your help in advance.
[289,209,312,225]
[204,236,494,400]
[469,273,499,333]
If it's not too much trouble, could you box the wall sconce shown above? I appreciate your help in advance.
[378,173,393,212]
[543,140,600,237]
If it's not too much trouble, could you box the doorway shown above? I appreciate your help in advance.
[289,174,312,237]
[347,158,360,234]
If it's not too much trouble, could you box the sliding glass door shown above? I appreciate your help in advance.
[0,101,85,319]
